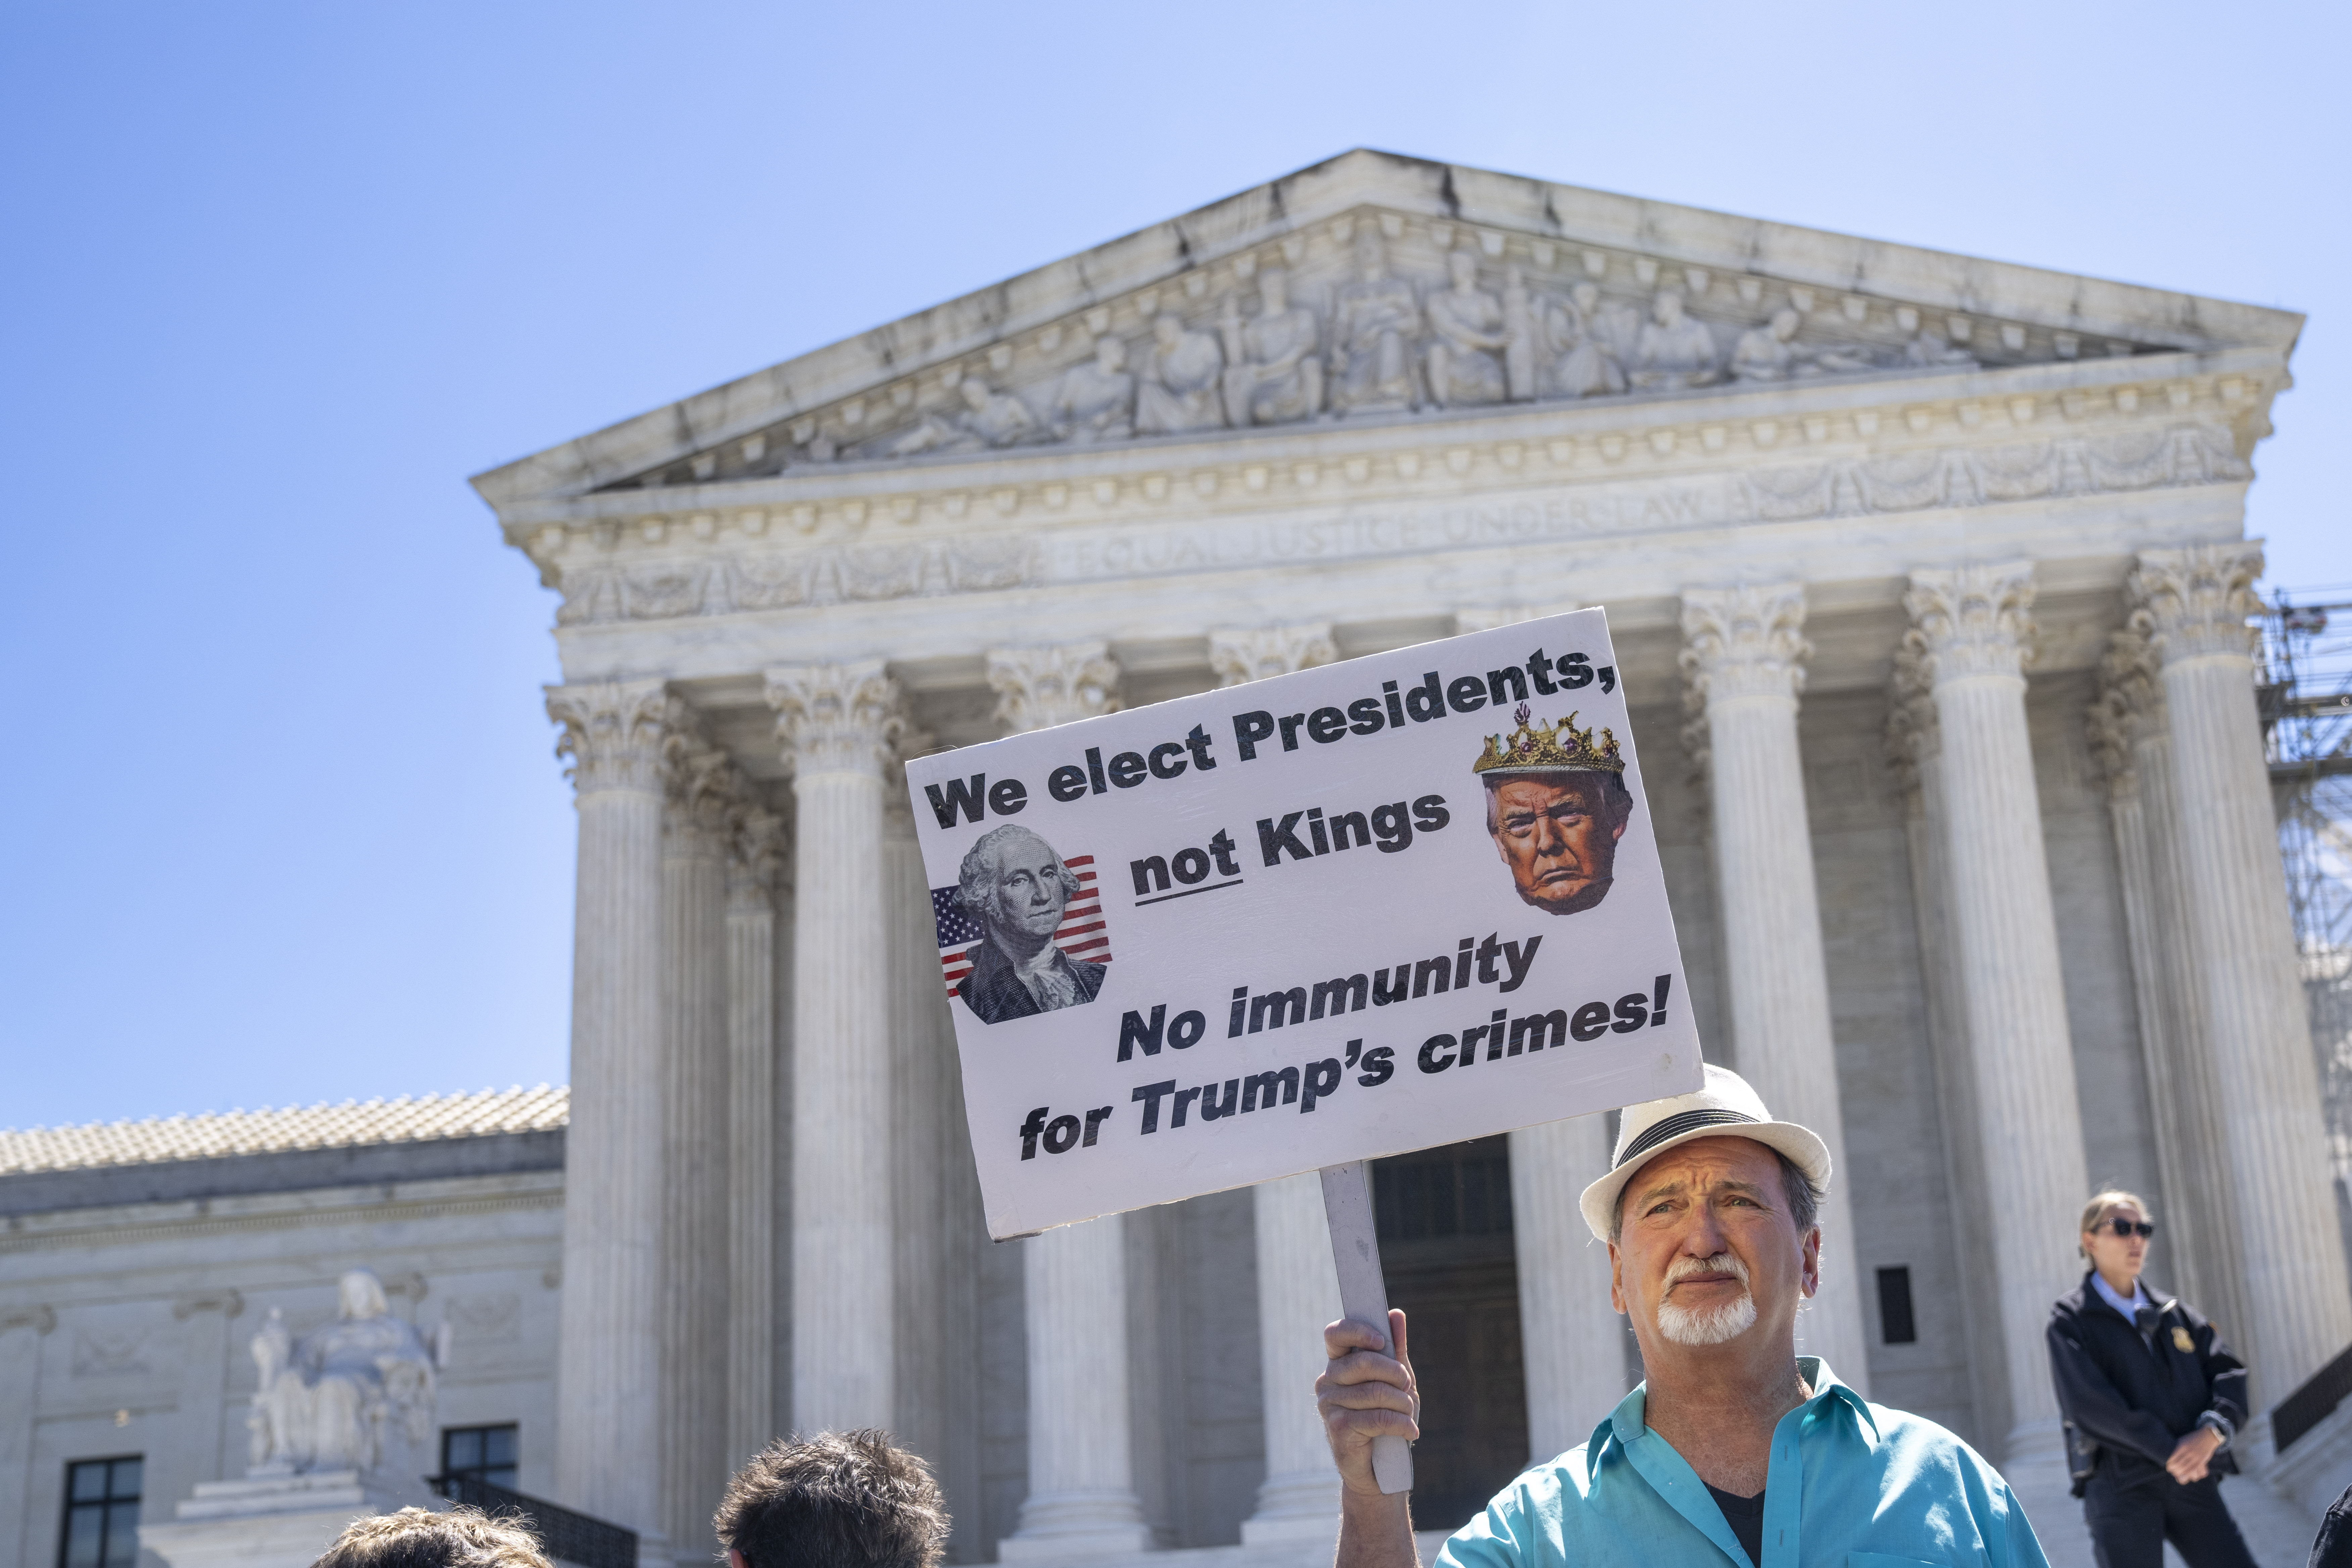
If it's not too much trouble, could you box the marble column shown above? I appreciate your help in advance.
[545,681,678,1557]
[1902,564,2089,1469]
[988,639,1154,1560]
[661,738,736,1549]
[2086,631,2247,1342]
[0,1306,55,1568]
[1679,585,1871,1391]
[767,662,908,1433]
[1510,1115,1624,1461]
[725,807,787,1467]
[2132,543,2352,1401]
[1204,625,1350,1540]
[1888,656,2009,1448]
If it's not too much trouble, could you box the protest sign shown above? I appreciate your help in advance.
[906,609,1701,1241]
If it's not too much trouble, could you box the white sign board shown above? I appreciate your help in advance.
[906,610,1701,1239]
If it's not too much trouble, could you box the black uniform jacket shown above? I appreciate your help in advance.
[957,938,1106,1025]
[2047,1273,2247,1486]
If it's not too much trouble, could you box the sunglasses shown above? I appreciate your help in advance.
[2095,1218,2155,1239]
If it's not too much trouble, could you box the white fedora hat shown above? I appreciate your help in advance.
[1577,1063,1832,1242]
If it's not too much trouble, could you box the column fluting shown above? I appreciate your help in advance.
[2133,543,2352,1403]
[768,661,908,1432]
[545,680,677,1554]
[988,639,1155,1560]
[1680,584,1871,1390]
[1509,1115,1624,1461]
[725,807,786,1467]
[1903,564,2089,1468]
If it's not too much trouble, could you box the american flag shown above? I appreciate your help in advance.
[935,854,1112,998]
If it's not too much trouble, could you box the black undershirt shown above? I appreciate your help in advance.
[1706,1482,1766,1567]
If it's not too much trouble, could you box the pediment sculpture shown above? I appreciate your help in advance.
[247,1268,446,1478]
[681,219,2034,486]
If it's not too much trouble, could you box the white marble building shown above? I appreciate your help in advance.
[8,149,2351,1568]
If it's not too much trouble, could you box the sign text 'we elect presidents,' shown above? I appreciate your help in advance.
[905,610,1701,1239]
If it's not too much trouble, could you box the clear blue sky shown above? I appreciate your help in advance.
[4,1,2345,1130]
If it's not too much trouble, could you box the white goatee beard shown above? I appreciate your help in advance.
[1655,1251,1758,1346]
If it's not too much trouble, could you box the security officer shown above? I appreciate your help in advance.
[2047,1190,2257,1568]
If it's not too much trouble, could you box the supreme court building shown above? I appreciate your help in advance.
[7,150,2347,1568]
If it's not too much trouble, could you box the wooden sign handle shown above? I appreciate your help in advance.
[1319,1160,1415,1495]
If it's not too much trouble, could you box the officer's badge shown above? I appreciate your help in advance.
[2172,1326,2195,1352]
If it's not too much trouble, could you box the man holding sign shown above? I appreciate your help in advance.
[1317,1066,2051,1568]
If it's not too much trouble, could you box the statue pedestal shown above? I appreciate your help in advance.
[141,1469,424,1568]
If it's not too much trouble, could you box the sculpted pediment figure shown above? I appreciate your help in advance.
[1218,267,1323,426]
[1135,314,1226,435]
[1328,233,1422,414]
[1543,280,1632,398]
[1048,338,1137,443]
[1424,250,1511,409]
[1630,289,1721,389]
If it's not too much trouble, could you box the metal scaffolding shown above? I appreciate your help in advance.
[2259,584,2352,1189]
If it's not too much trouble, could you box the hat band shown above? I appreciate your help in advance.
[1615,1107,1759,1169]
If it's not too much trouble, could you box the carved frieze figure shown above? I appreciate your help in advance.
[1219,267,1323,426]
[1730,308,1807,382]
[1543,280,1631,398]
[248,1269,442,1477]
[1501,266,1538,401]
[1630,289,1720,389]
[1902,329,1977,369]
[1047,337,1136,443]
[1424,249,1511,409]
[889,377,1044,456]
[1327,233,1422,414]
[1135,313,1226,435]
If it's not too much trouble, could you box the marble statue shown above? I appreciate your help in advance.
[1502,266,1538,401]
[1135,313,1226,435]
[1543,281,1631,398]
[1902,329,1978,369]
[1630,289,1720,389]
[1327,234,1421,414]
[1047,337,1136,443]
[891,378,1043,456]
[1423,250,1510,409]
[247,1269,441,1476]
[1218,268,1323,426]
[1730,309,1808,382]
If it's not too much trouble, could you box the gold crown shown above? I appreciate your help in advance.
[1472,704,1626,776]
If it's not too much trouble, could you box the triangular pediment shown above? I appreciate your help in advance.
[471,149,2299,510]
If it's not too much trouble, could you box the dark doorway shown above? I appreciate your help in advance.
[1373,1135,1527,1529]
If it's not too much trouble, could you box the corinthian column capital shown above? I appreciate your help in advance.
[1902,562,2038,685]
[1209,623,1337,687]
[2127,543,2264,665]
[986,640,1122,733]
[729,806,790,909]
[547,679,682,796]
[1679,584,1810,706]
[1882,645,1940,802]
[766,661,908,778]
[2085,628,2165,798]
[665,732,750,845]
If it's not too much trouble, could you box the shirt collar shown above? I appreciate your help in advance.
[2089,1271,2149,1320]
[1587,1355,1877,1481]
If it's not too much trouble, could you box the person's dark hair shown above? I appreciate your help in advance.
[715,1430,949,1568]
[1610,1145,1823,1240]
[312,1505,551,1568]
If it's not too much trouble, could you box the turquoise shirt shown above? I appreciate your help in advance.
[1435,1359,2049,1568]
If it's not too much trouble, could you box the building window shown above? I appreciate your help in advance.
[441,1425,520,1490]
[58,1456,141,1568]
[1877,1266,1918,1344]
